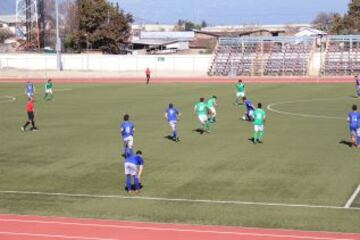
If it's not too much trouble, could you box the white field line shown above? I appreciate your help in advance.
[0,190,359,211]
[267,97,350,120]
[0,231,117,240]
[0,96,16,103]
[0,219,356,240]
[344,184,360,208]
[0,88,72,104]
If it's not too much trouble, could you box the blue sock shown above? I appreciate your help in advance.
[173,130,177,139]
[134,176,140,190]
[126,175,132,191]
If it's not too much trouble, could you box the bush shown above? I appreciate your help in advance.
[0,29,14,43]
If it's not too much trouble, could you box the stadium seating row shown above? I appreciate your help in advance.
[208,37,314,76]
[322,38,360,76]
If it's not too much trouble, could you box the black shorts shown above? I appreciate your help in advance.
[27,112,34,121]
[146,74,150,79]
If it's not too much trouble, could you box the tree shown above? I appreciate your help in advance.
[43,0,56,47]
[320,0,360,34]
[201,20,208,28]
[64,0,133,54]
[312,12,338,32]
[175,19,205,31]
[342,0,360,33]
[0,29,14,43]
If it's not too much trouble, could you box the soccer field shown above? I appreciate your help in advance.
[0,82,359,233]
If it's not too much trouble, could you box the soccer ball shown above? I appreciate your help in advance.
[242,115,246,120]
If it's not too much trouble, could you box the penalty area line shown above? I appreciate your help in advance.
[344,184,360,208]
[0,190,359,211]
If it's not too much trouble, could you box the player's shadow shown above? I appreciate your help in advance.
[339,139,353,148]
[164,135,175,141]
[192,128,205,135]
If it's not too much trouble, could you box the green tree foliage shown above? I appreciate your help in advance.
[326,0,360,34]
[175,19,208,31]
[65,0,133,54]
[312,12,338,32]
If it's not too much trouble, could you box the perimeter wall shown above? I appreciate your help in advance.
[0,54,212,73]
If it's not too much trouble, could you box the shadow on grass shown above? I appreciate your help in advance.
[164,135,175,141]
[192,128,204,135]
[339,139,353,148]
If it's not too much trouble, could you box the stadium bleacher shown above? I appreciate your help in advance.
[322,35,360,76]
[208,36,315,76]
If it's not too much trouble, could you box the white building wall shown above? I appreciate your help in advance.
[0,54,212,73]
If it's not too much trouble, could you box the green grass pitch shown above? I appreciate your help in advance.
[0,83,359,232]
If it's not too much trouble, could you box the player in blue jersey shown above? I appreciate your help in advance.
[124,150,144,193]
[347,104,360,148]
[121,114,135,158]
[165,103,181,142]
[25,81,35,99]
[242,97,255,121]
[355,75,360,98]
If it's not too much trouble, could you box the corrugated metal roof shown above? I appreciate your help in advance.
[132,39,178,46]
[140,31,194,41]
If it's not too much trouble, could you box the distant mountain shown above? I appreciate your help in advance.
[0,0,16,15]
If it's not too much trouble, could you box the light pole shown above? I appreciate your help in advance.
[55,0,62,71]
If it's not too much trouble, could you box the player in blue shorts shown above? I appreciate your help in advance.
[165,103,181,142]
[347,104,360,148]
[25,80,35,99]
[124,150,144,193]
[242,97,255,121]
[121,114,135,158]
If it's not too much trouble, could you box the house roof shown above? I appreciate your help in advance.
[194,29,284,37]
[295,27,327,36]
[0,14,17,24]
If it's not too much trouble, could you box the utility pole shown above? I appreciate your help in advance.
[16,0,41,50]
[55,0,62,71]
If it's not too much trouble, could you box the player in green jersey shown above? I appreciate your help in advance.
[44,79,54,101]
[253,102,266,144]
[235,79,245,105]
[194,97,210,133]
[207,96,218,123]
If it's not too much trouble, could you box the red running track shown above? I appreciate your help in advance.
[0,76,355,84]
[0,214,359,240]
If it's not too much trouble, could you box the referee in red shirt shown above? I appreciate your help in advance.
[21,97,38,131]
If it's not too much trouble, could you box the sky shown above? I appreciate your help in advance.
[115,0,349,25]
[0,0,350,25]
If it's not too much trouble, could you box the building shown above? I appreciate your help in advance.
[132,31,195,54]
[0,14,17,34]
[201,24,312,36]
